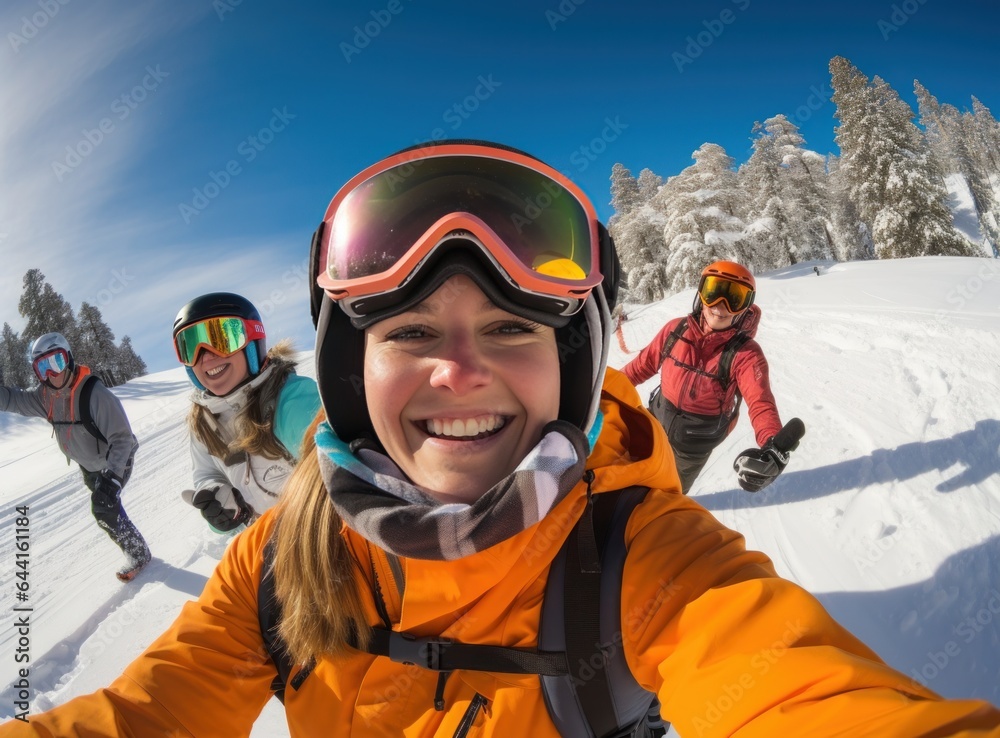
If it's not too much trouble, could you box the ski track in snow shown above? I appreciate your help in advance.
[0,260,998,734]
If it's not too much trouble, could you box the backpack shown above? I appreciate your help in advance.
[657,316,750,395]
[257,483,669,738]
[48,374,107,444]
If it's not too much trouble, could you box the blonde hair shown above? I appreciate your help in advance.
[188,340,298,462]
[272,413,370,664]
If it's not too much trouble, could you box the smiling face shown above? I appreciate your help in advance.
[700,300,741,332]
[191,346,250,396]
[364,275,561,504]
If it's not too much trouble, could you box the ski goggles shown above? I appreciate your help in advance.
[698,275,755,313]
[32,349,69,380]
[173,316,265,366]
[314,143,604,320]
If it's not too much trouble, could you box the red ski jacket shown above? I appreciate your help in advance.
[623,305,782,447]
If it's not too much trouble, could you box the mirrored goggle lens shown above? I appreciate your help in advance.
[33,350,68,378]
[174,317,254,366]
[699,276,754,313]
[325,155,596,289]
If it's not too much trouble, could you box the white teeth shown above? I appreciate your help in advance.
[206,366,226,377]
[426,416,506,438]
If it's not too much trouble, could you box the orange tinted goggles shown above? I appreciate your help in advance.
[698,275,754,313]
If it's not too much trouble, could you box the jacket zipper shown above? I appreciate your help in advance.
[453,693,487,738]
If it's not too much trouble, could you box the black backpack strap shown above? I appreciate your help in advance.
[360,628,568,675]
[259,538,313,703]
[658,317,688,366]
[716,332,751,392]
[541,485,663,738]
[77,375,107,444]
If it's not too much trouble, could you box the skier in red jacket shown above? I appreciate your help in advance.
[623,261,790,493]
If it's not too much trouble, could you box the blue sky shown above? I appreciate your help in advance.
[1,0,997,373]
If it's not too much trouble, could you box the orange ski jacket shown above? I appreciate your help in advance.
[5,369,999,737]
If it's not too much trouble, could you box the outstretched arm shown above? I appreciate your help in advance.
[622,491,1000,736]
[732,343,782,446]
[0,386,46,420]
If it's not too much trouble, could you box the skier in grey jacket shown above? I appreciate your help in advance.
[0,333,151,581]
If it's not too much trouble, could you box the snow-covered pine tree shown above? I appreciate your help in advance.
[969,97,1000,175]
[831,58,974,259]
[636,168,663,203]
[915,81,1000,252]
[740,120,791,270]
[740,115,832,269]
[868,75,974,258]
[17,269,77,345]
[655,143,746,293]
[827,154,872,261]
[0,323,33,389]
[609,163,642,222]
[609,164,670,303]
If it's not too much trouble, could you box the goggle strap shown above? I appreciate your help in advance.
[309,222,326,329]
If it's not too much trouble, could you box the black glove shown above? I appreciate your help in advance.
[182,486,254,532]
[95,470,124,498]
[733,438,791,492]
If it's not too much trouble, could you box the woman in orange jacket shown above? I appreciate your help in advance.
[5,142,999,737]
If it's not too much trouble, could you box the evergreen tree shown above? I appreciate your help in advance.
[0,323,33,389]
[970,97,1000,174]
[739,120,790,269]
[609,163,642,222]
[636,168,663,203]
[915,81,1000,253]
[830,58,973,258]
[655,143,747,293]
[17,269,77,344]
[740,115,831,268]
[610,205,669,304]
[115,336,148,384]
[609,164,668,304]
[75,302,122,386]
[870,75,974,258]
[827,155,872,261]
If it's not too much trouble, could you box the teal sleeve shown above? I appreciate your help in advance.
[273,374,322,460]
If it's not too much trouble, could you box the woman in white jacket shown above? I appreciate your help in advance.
[172,292,321,532]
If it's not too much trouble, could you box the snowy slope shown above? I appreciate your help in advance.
[1,258,999,734]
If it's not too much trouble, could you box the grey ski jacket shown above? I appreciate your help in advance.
[0,366,138,478]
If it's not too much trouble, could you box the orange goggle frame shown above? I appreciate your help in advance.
[315,144,604,320]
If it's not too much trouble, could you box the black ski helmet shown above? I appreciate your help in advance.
[308,140,620,445]
[172,292,267,389]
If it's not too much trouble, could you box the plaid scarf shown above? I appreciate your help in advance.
[315,419,589,561]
